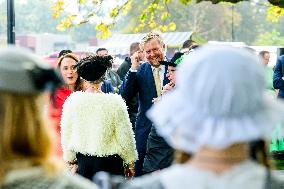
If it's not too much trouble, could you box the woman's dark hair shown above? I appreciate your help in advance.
[58,50,72,58]
[96,48,108,55]
[76,55,112,83]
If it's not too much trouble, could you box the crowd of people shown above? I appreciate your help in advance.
[1,31,284,189]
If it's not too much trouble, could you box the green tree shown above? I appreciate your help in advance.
[114,0,284,45]
[50,0,284,39]
[15,0,58,33]
[114,1,241,42]
[254,30,284,45]
[0,0,7,46]
[0,0,7,35]
[13,0,96,42]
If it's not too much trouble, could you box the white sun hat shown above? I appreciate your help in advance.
[147,44,284,153]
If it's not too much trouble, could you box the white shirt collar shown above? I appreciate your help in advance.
[151,64,165,72]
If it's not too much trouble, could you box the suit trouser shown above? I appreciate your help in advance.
[134,122,152,176]
[142,126,174,173]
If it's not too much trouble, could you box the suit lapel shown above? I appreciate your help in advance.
[145,63,157,97]
[163,65,169,86]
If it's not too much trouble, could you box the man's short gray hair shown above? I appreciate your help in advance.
[140,31,164,51]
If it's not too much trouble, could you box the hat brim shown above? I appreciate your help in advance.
[159,61,176,67]
[147,89,284,153]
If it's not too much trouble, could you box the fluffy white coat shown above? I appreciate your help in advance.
[60,91,138,164]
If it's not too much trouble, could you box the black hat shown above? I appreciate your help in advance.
[76,55,112,82]
[58,49,72,58]
[160,52,184,67]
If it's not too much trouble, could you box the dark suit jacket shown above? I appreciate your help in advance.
[101,80,114,93]
[118,57,138,129]
[117,57,131,82]
[121,63,169,154]
[273,55,284,98]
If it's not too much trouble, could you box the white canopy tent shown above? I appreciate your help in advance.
[96,32,194,55]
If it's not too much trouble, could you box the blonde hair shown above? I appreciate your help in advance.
[140,31,165,51]
[0,92,58,182]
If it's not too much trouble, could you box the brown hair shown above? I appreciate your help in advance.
[130,42,140,56]
[57,53,79,69]
[74,77,84,91]
[174,150,191,164]
[259,51,269,58]
[0,92,58,182]
[250,140,270,168]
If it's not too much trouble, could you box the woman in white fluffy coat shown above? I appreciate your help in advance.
[60,55,137,180]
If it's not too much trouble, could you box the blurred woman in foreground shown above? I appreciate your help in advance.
[122,45,284,189]
[0,47,96,189]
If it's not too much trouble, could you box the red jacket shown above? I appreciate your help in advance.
[48,87,72,158]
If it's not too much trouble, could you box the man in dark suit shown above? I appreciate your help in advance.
[96,48,122,93]
[273,54,284,99]
[142,52,186,174]
[121,32,169,176]
[117,42,144,130]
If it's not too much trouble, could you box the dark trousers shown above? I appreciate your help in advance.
[143,126,174,173]
[134,151,146,177]
[76,153,124,180]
